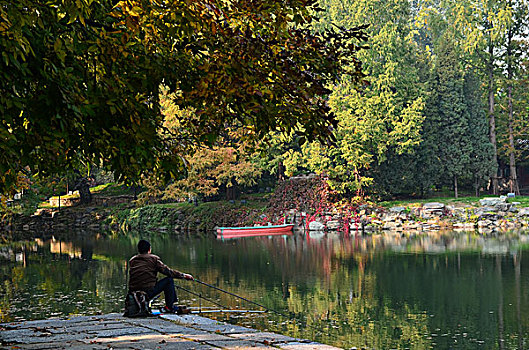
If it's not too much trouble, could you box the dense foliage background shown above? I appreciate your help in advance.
[2,0,529,205]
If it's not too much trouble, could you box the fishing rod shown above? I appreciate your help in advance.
[194,279,290,319]
[193,279,344,341]
[177,284,266,314]
[176,284,229,310]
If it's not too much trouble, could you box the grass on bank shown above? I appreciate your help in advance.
[106,193,270,232]
[380,194,529,208]
[39,183,133,209]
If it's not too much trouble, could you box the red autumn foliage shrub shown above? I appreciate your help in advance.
[262,174,337,224]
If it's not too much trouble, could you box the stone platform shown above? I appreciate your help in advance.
[0,313,341,349]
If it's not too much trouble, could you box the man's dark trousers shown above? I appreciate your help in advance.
[147,277,177,307]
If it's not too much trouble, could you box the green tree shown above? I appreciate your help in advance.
[496,0,529,194]
[141,88,264,202]
[464,70,495,196]
[512,58,529,172]
[0,0,366,196]
[417,36,494,198]
[253,131,302,182]
[161,138,262,201]
[283,0,426,197]
[441,0,514,194]
[425,37,472,198]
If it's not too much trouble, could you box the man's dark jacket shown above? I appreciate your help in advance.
[128,253,185,292]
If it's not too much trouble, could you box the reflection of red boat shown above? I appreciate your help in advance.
[216,224,294,239]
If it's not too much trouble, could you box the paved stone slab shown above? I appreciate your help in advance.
[84,334,215,350]
[279,342,342,350]
[194,323,258,334]
[48,321,125,334]
[161,314,220,325]
[108,340,215,350]
[230,331,298,344]
[0,314,339,349]
[0,314,124,330]
[65,313,125,323]
[160,314,259,335]
[0,328,43,339]
[203,338,275,349]
[1,319,72,330]
[125,317,207,335]
[183,333,235,342]
[0,340,109,350]
[86,333,168,343]
[91,326,157,338]
[1,332,97,344]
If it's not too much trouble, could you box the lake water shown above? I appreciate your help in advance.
[1,231,528,349]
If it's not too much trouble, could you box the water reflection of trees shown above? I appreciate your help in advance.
[192,232,529,349]
[1,232,528,349]
[0,239,127,322]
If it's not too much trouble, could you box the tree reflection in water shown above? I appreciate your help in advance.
[0,231,528,349]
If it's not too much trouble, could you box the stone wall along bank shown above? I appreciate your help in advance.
[305,196,529,234]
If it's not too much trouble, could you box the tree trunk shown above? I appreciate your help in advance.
[277,161,285,181]
[487,31,499,195]
[507,87,519,195]
[76,177,92,204]
[226,184,238,200]
[474,175,480,197]
[506,26,520,195]
[454,174,458,198]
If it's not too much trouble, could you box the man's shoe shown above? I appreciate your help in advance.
[175,305,191,314]
[162,305,191,314]
[162,306,176,314]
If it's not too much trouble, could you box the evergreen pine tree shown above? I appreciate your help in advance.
[426,37,471,197]
[463,71,495,196]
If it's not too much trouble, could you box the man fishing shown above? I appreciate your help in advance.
[128,239,194,313]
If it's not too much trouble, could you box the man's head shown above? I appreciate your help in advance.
[138,239,151,254]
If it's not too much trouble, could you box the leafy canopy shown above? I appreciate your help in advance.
[0,0,367,194]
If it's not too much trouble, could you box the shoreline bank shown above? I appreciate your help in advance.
[2,195,529,239]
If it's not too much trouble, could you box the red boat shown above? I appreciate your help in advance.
[216,224,294,239]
